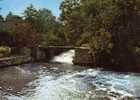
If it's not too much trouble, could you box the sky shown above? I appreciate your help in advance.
[0,0,62,17]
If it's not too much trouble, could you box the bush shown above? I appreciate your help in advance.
[0,46,11,58]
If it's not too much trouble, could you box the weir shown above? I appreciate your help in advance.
[0,46,93,67]
[36,46,93,65]
[51,49,75,64]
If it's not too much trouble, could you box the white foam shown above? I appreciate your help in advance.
[51,50,75,64]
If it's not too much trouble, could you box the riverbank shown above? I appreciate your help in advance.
[0,49,139,100]
[73,47,140,73]
[0,55,31,67]
[0,46,140,73]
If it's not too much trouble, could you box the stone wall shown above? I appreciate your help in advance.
[35,48,46,61]
[73,47,95,66]
[0,56,31,67]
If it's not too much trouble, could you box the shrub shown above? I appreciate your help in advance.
[0,46,11,57]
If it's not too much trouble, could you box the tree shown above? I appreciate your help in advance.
[37,8,65,46]
[23,4,43,47]
[6,12,22,22]
[24,4,39,24]
[0,30,15,46]
[10,22,40,48]
[37,8,56,32]
[60,0,140,67]
[24,5,65,47]
[60,0,84,45]
[0,15,4,22]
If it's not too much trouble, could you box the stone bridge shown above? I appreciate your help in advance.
[36,46,75,61]
[35,46,94,66]
[0,46,94,67]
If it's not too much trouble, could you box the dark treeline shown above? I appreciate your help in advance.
[1,0,140,69]
[60,0,140,69]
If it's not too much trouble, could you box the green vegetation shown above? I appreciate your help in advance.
[60,0,140,67]
[0,46,11,57]
[0,15,4,22]
[6,12,22,22]
[0,4,66,48]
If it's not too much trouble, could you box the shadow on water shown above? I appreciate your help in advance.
[0,50,140,100]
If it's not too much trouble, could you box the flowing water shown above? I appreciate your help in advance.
[0,50,140,100]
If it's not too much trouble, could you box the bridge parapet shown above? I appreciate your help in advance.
[39,46,89,50]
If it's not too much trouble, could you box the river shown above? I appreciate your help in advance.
[0,50,140,100]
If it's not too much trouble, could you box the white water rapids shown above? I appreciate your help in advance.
[0,50,140,100]
[51,50,75,64]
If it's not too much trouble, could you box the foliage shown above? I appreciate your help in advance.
[24,4,39,23]
[0,4,66,48]
[0,15,4,22]
[6,12,22,21]
[12,22,40,48]
[89,28,113,54]
[36,8,65,46]
[0,30,15,46]
[60,0,83,45]
[0,46,11,57]
[60,0,140,67]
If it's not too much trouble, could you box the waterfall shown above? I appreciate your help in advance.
[51,49,75,64]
